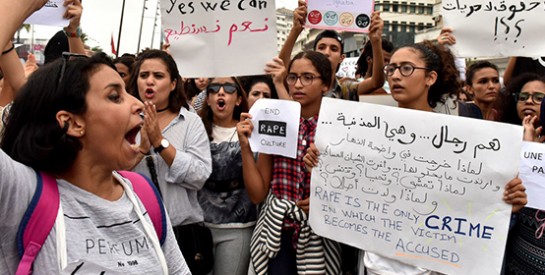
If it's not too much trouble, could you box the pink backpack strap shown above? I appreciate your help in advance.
[117,171,167,245]
[16,172,59,275]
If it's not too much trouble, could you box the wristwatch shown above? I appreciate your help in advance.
[153,138,170,154]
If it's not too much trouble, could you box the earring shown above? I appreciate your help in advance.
[80,131,84,136]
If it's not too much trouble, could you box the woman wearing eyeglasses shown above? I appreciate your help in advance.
[500,73,545,128]
[500,73,545,275]
[237,51,343,275]
[197,77,256,275]
[129,49,213,274]
[303,41,527,275]
[368,41,527,275]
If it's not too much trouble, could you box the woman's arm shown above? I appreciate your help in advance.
[63,0,86,54]
[237,113,273,204]
[0,0,47,53]
[0,42,26,105]
[278,0,307,69]
[357,11,385,95]
[503,57,517,87]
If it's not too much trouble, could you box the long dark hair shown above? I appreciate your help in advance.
[129,49,189,112]
[198,77,248,140]
[1,53,115,173]
[242,75,278,100]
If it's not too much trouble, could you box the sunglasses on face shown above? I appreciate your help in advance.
[207,83,237,94]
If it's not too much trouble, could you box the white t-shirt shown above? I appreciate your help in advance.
[0,150,190,274]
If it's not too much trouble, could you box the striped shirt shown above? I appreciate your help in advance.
[250,192,342,274]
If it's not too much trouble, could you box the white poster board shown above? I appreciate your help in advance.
[248,99,300,158]
[309,98,522,274]
[25,0,69,26]
[519,141,545,210]
[160,0,277,77]
[359,94,397,106]
[336,57,358,78]
[306,0,374,33]
[442,0,545,57]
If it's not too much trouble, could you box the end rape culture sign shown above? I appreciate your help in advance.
[248,99,300,158]
[305,0,374,33]
[442,0,545,57]
[309,98,522,274]
[161,0,278,77]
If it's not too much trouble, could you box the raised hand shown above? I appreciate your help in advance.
[303,143,319,172]
[437,27,456,46]
[503,177,527,213]
[237,113,254,148]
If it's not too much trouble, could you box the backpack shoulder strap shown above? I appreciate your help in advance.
[117,171,167,245]
[16,172,60,275]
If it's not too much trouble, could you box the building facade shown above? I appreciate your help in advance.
[376,0,439,47]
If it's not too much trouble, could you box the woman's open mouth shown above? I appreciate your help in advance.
[144,88,155,99]
[125,124,142,146]
[217,99,226,111]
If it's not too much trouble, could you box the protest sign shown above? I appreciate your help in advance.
[519,141,545,211]
[309,98,522,274]
[248,99,300,158]
[161,0,277,77]
[25,0,69,27]
[442,0,545,57]
[336,57,358,78]
[359,95,396,106]
[305,0,374,33]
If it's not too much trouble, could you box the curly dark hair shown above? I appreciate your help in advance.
[500,73,545,125]
[1,53,115,173]
[128,49,189,112]
[398,41,461,108]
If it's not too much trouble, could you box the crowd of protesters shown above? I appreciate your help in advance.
[0,0,542,274]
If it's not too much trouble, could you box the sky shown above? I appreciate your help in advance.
[25,0,298,56]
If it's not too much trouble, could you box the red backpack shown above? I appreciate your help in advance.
[15,171,167,275]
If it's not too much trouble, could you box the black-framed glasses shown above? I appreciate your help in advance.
[207,83,237,94]
[286,73,321,86]
[57,52,89,87]
[383,63,430,77]
[516,92,545,104]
